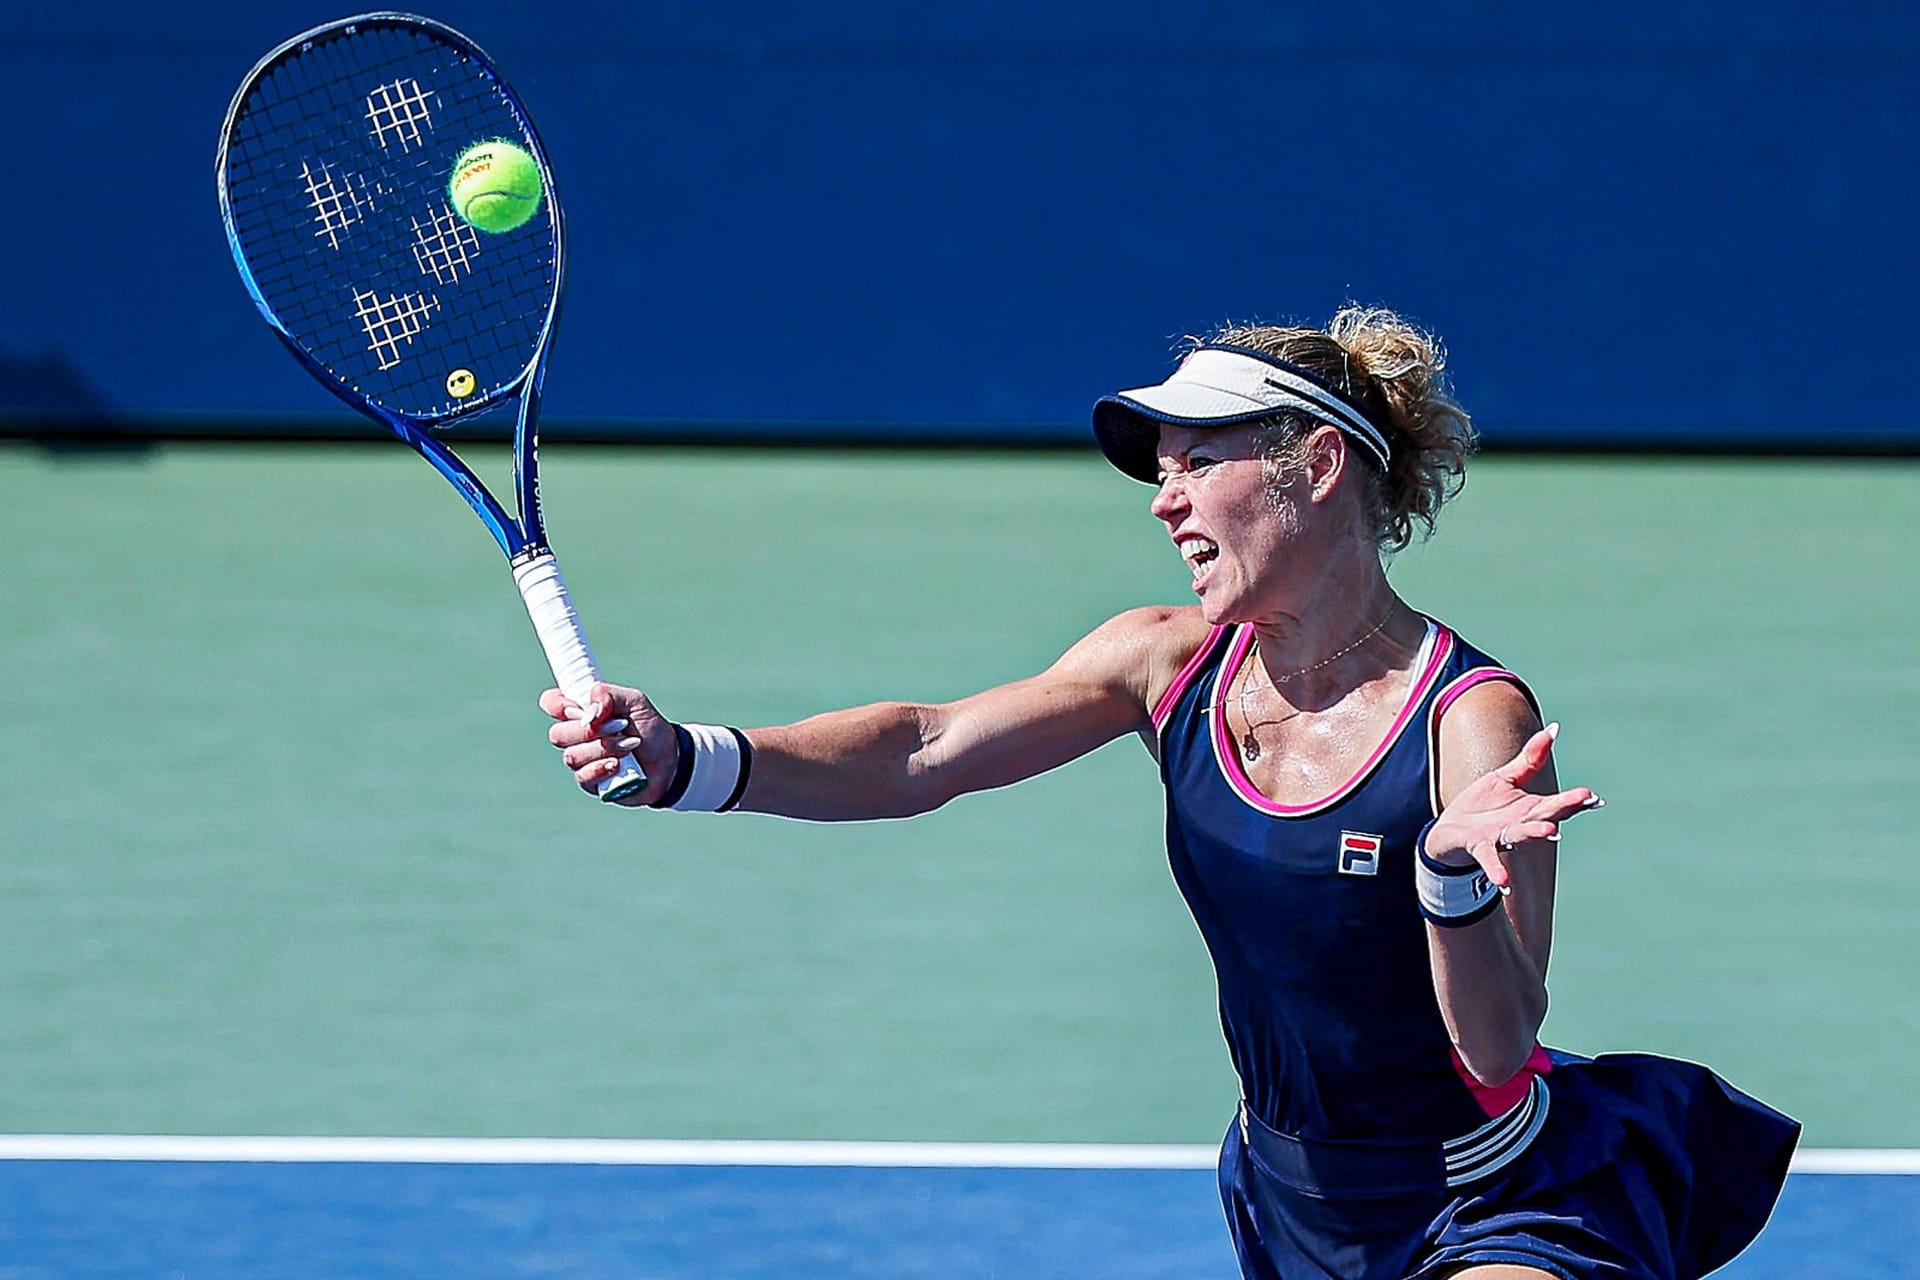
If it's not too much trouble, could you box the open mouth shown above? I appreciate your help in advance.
[1181,538,1218,580]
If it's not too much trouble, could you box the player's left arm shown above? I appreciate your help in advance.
[1424,681,1603,1086]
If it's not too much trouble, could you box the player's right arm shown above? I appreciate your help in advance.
[541,607,1205,818]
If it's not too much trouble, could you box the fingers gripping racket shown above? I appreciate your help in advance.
[217,13,644,801]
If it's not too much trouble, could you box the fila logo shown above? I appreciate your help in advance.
[1338,831,1382,877]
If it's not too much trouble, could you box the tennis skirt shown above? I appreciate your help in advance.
[1218,1051,1799,1280]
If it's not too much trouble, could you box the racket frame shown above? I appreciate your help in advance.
[217,11,556,560]
[216,12,647,802]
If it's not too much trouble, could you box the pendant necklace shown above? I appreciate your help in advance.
[1236,610,1396,762]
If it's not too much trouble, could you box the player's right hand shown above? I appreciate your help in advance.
[540,682,678,807]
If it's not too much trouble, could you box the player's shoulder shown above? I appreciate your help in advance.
[1092,604,1213,655]
[1438,677,1540,741]
[1430,621,1538,733]
[1077,605,1218,709]
[1431,629,1544,783]
[1055,604,1211,677]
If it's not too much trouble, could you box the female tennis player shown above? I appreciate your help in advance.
[542,305,1797,1280]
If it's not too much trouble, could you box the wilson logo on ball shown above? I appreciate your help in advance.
[448,140,544,233]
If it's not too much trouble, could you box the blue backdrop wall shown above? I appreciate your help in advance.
[5,2,1916,446]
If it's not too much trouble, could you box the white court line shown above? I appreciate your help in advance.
[1787,1148,1920,1175]
[0,1136,1911,1174]
[0,1136,1218,1169]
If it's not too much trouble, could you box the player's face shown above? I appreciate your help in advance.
[1149,424,1313,625]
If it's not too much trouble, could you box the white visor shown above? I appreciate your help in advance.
[1092,346,1391,482]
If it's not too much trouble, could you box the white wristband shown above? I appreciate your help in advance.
[655,722,752,813]
[1415,821,1501,926]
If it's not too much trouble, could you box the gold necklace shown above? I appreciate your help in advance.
[1236,609,1396,762]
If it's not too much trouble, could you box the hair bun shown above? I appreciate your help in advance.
[1197,306,1477,550]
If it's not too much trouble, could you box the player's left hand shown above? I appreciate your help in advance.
[1423,724,1603,890]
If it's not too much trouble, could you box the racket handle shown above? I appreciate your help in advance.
[511,551,648,803]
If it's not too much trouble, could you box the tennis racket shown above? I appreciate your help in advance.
[216,12,645,802]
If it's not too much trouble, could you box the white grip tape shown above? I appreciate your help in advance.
[512,552,646,800]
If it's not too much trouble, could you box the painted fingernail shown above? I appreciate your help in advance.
[1498,885,1513,897]
[1586,796,1607,809]
[613,736,645,753]
[1545,721,1561,740]
[1546,831,1562,843]
[603,717,631,735]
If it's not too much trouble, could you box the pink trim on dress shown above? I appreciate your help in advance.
[1211,623,1454,818]
[1451,1043,1554,1118]
[1151,625,1232,732]
[1424,667,1538,816]
[1432,667,1526,723]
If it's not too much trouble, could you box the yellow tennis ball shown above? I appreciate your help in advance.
[449,140,543,234]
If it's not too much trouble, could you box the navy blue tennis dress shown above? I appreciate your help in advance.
[1153,619,1797,1280]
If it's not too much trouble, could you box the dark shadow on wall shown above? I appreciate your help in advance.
[0,348,118,420]
[0,347,156,458]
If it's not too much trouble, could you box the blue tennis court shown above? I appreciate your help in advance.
[0,1143,1912,1278]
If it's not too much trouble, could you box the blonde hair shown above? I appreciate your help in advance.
[1196,305,1477,551]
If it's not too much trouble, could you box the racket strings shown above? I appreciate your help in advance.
[409,204,482,286]
[223,22,558,421]
[351,288,440,372]
[364,75,438,153]
[296,159,375,252]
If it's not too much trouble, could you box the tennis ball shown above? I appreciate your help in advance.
[449,140,543,234]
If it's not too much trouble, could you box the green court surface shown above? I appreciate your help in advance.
[0,443,1913,1147]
